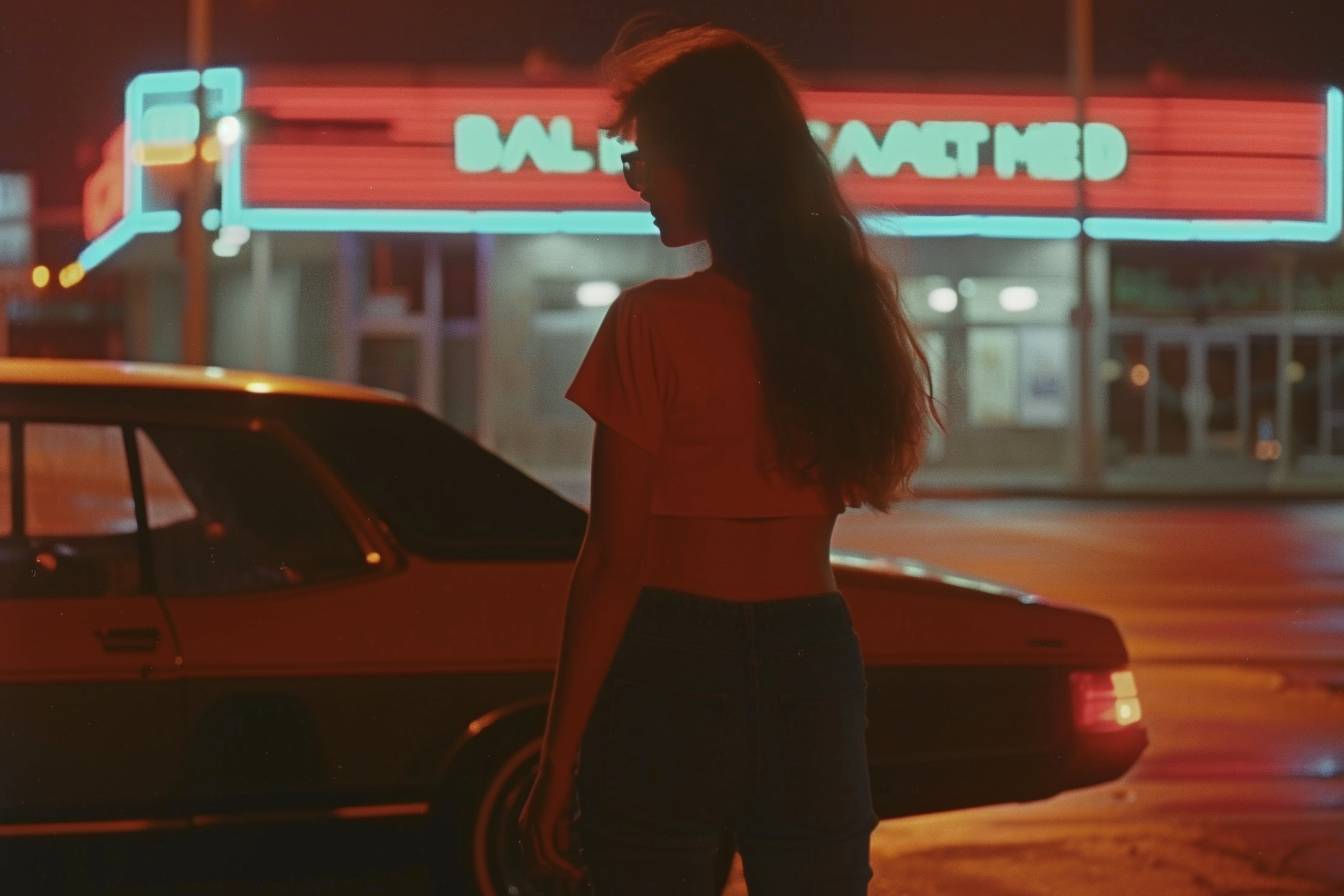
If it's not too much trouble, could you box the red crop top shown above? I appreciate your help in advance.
[565,269,849,517]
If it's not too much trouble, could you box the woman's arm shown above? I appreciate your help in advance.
[538,421,659,773]
[539,550,645,773]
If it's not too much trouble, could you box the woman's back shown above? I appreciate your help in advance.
[639,269,842,599]
[566,267,846,600]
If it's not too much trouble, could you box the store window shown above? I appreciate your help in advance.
[1291,336,1321,455]
[967,326,1072,429]
[367,236,425,317]
[532,278,620,421]
[967,328,1019,426]
[358,337,420,398]
[440,238,478,319]
[1107,333,1145,458]
[1248,335,1280,457]
[919,331,947,461]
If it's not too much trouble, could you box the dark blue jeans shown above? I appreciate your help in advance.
[573,585,879,894]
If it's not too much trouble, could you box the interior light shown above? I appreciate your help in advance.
[957,277,978,297]
[203,366,226,378]
[927,287,958,313]
[31,265,51,289]
[212,237,241,258]
[219,224,250,245]
[216,115,243,146]
[1286,360,1305,383]
[576,280,620,307]
[244,382,274,394]
[1130,364,1150,387]
[998,285,1039,312]
[1100,358,1123,382]
[58,262,85,288]
[134,143,196,167]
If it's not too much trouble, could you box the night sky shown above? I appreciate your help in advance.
[2,0,1342,211]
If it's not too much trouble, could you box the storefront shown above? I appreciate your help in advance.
[68,66,1342,493]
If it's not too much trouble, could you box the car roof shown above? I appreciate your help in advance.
[0,359,409,406]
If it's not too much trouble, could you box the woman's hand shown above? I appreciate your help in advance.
[518,761,587,885]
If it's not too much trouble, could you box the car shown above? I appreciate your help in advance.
[0,359,1147,895]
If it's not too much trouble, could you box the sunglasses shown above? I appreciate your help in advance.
[620,150,647,192]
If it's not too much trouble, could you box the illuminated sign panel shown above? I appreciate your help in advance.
[236,85,1334,223]
[79,68,243,271]
[79,68,1341,271]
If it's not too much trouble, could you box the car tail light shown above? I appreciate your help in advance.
[1069,668,1143,732]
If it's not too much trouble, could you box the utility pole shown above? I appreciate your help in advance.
[1069,0,1102,488]
[181,0,211,364]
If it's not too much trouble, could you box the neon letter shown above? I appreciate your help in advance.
[499,115,594,173]
[1083,122,1127,180]
[995,121,1128,180]
[455,114,503,173]
[939,121,991,176]
[831,120,886,174]
[994,122,1077,179]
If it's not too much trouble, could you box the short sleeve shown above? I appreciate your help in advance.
[565,291,669,455]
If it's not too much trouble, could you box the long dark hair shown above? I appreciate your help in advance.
[601,22,944,512]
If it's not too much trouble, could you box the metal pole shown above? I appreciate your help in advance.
[181,0,211,364]
[1069,0,1102,488]
[250,232,272,369]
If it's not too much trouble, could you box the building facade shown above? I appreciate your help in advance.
[53,65,1344,495]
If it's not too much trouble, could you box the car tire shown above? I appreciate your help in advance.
[426,714,735,896]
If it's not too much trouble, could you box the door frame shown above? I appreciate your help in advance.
[1142,327,1250,457]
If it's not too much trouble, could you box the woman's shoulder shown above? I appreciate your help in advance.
[622,270,747,309]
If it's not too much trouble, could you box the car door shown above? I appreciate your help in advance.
[0,420,186,828]
[131,419,409,816]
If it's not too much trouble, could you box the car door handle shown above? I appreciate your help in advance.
[95,627,162,653]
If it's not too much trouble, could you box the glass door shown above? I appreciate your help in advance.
[1202,336,1249,457]
[1148,334,1191,455]
[1144,330,1248,458]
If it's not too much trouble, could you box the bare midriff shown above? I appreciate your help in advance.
[642,513,840,601]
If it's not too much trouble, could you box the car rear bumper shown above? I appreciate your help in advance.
[870,725,1148,819]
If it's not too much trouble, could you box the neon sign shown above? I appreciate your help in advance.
[79,67,242,271]
[827,120,1126,181]
[451,114,1128,182]
[77,69,1341,272]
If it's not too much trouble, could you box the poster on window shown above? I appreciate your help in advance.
[1018,327,1071,427]
[968,328,1019,426]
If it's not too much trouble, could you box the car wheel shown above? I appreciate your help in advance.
[427,723,735,896]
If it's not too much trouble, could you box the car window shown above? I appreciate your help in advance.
[1,422,141,598]
[27,422,136,536]
[279,398,588,561]
[137,429,196,529]
[136,424,370,596]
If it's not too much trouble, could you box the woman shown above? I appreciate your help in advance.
[518,21,940,895]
